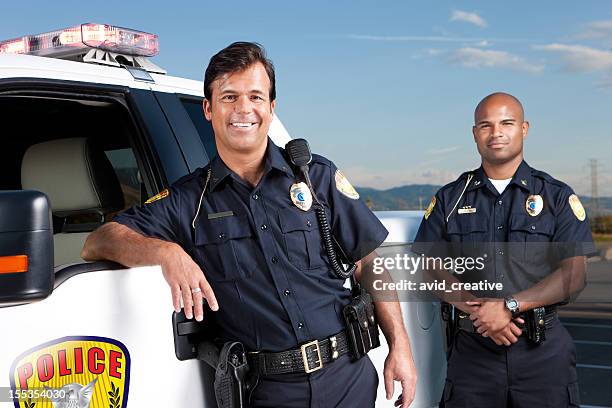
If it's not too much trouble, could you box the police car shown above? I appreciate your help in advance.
[0,24,445,407]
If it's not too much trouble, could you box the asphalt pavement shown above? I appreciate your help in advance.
[559,258,612,407]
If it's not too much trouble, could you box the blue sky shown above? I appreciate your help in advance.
[2,1,611,195]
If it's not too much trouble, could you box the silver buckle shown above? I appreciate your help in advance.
[300,340,323,373]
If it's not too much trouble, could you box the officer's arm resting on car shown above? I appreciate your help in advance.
[81,221,219,321]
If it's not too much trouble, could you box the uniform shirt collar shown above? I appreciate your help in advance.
[468,160,532,193]
[208,138,294,191]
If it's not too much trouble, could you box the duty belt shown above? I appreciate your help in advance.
[247,330,350,376]
[456,306,557,334]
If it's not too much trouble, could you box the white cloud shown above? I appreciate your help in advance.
[426,48,445,56]
[534,43,612,72]
[472,40,490,47]
[449,47,544,73]
[347,34,482,43]
[427,146,460,155]
[596,77,612,89]
[578,20,612,44]
[346,34,525,44]
[450,10,488,28]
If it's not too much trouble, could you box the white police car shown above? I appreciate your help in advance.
[0,24,444,408]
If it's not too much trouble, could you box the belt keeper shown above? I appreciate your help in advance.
[330,336,339,360]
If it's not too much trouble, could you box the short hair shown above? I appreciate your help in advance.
[204,42,276,102]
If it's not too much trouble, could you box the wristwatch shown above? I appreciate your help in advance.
[504,297,520,318]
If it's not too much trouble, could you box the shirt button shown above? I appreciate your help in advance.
[531,225,536,230]
[498,250,504,256]
[284,289,291,296]
[497,200,503,206]
[261,224,268,230]
[271,256,278,264]
[298,322,304,329]
[218,233,226,239]
[252,194,259,200]
[497,225,504,230]
[306,220,312,227]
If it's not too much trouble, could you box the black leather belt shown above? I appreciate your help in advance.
[456,306,557,333]
[247,330,350,376]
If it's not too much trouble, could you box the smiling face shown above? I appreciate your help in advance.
[472,93,529,167]
[203,62,275,158]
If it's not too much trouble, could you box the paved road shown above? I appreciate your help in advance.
[559,257,612,407]
[562,317,612,408]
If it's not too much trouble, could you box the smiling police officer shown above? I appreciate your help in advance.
[413,92,595,407]
[81,42,417,407]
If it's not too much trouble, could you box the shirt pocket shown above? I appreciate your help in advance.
[278,207,326,270]
[447,216,489,259]
[194,214,254,281]
[508,213,554,263]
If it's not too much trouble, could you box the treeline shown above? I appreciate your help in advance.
[592,215,612,234]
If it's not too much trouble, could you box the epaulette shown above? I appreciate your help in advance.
[531,168,569,189]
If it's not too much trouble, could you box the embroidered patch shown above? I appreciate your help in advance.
[334,170,359,200]
[424,196,436,220]
[144,189,169,204]
[568,194,586,221]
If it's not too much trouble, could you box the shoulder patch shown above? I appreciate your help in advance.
[334,170,359,200]
[568,194,586,221]
[424,196,436,220]
[145,189,169,204]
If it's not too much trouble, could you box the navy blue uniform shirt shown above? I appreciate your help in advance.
[412,160,596,298]
[114,139,388,352]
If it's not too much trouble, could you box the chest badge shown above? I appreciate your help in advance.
[525,195,543,216]
[568,194,586,221]
[458,206,477,214]
[290,182,313,211]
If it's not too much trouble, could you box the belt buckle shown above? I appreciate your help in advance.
[300,340,323,373]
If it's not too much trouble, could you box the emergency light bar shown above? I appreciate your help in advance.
[0,23,159,58]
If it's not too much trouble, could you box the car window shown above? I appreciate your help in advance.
[105,148,142,209]
[180,98,217,159]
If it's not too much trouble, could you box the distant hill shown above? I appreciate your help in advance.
[356,184,612,213]
[357,185,440,210]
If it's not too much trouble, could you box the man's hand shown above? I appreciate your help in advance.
[81,222,218,321]
[485,320,524,346]
[384,340,417,408]
[161,244,218,321]
[467,298,511,334]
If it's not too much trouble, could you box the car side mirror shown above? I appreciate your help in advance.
[0,190,54,304]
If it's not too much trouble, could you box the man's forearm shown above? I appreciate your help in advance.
[81,221,178,268]
[515,256,587,312]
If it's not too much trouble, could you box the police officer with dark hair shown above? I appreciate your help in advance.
[82,42,417,407]
[413,92,595,407]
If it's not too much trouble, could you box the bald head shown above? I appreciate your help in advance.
[472,92,529,170]
[474,92,525,124]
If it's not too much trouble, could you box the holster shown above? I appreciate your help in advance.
[441,302,457,349]
[525,306,547,344]
[343,284,380,360]
[213,342,250,408]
